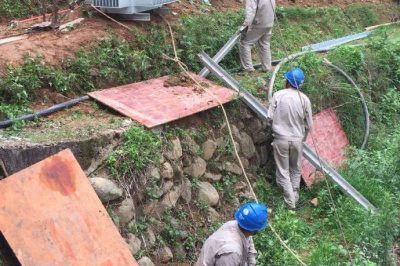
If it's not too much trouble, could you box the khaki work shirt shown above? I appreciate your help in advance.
[196,221,257,266]
[244,0,276,28]
[267,88,313,141]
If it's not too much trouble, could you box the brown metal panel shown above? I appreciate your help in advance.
[302,108,349,187]
[88,74,237,128]
[0,149,138,266]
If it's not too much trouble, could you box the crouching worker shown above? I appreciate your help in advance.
[267,68,313,209]
[196,202,268,266]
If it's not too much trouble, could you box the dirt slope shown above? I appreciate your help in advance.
[0,0,393,71]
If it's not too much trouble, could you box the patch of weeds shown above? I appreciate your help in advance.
[191,126,208,145]
[0,104,30,122]
[191,178,201,190]
[144,177,162,201]
[161,223,182,245]
[176,210,188,221]
[216,138,234,157]
[107,126,161,177]
[128,217,148,235]
[344,3,378,28]
[194,200,209,213]
[214,173,238,203]
[0,56,48,104]
[328,45,365,76]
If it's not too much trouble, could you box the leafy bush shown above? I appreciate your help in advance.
[344,4,379,28]
[328,46,365,76]
[0,0,35,19]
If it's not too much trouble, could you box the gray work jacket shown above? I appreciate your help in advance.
[196,221,257,266]
[267,88,313,141]
[244,0,276,28]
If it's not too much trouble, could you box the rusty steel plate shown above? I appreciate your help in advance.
[88,74,237,128]
[0,149,137,266]
[302,108,349,187]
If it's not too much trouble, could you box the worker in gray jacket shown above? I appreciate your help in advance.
[196,202,268,266]
[239,0,276,73]
[267,68,313,209]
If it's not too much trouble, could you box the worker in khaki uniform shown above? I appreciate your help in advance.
[239,0,276,72]
[196,203,268,266]
[267,68,313,209]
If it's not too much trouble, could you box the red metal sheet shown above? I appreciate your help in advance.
[88,74,237,128]
[0,149,138,266]
[302,108,349,187]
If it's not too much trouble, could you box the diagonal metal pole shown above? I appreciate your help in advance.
[198,27,246,78]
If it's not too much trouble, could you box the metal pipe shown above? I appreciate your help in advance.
[0,96,90,129]
[323,59,370,149]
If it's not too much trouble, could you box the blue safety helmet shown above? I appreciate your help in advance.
[235,202,268,232]
[284,68,305,89]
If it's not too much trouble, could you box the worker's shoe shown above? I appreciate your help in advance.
[286,204,296,211]
[294,190,300,205]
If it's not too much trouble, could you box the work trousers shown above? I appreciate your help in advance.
[272,139,303,209]
[239,27,272,72]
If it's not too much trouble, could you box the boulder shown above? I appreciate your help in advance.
[250,150,261,168]
[207,207,221,222]
[215,137,224,148]
[116,198,135,225]
[160,162,174,179]
[198,182,219,207]
[233,141,241,154]
[249,118,263,133]
[240,157,250,169]
[89,177,123,203]
[184,157,207,178]
[138,257,155,266]
[127,233,141,255]
[180,178,192,204]
[182,135,200,154]
[164,138,182,160]
[252,131,269,144]
[224,162,242,175]
[172,161,184,179]
[310,198,319,207]
[158,247,173,263]
[142,201,164,218]
[239,132,256,159]
[239,104,253,119]
[202,140,217,160]
[204,172,222,182]
[235,181,247,191]
[161,185,182,208]
[257,145,268,165]
[162,181,174,194]
[231,124,241,140]
[144,228,156,247]
[146,166,160,180]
